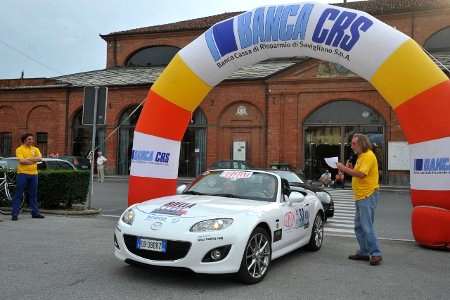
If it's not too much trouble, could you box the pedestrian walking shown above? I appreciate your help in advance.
[12,133,45,221]
[96,151,107,183]
[337,133,382,266]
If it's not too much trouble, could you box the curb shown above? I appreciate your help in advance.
[0,207,102,216]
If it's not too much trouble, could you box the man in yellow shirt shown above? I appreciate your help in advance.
[337,133,382,266]
[11,133,45,221]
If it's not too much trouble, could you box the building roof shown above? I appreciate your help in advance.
[102,0,450,38]
[3,52,448,90]
[54,61,298,87]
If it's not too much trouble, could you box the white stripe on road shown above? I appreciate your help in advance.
[334,213,355,217]
[327,223,355,228]
[325,227,355,234]
[328,219,354,224]
[331,216,354,220]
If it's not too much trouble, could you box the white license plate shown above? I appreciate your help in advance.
[136,238,167,253]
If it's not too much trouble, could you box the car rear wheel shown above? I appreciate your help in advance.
[306,213,324,251]
[237,227,272,284]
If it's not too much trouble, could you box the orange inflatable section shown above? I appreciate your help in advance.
[136,90,192,141]
[395,80,450,144]
[411,190,450,211]
[128,176,177,205]
[412,206,450,249]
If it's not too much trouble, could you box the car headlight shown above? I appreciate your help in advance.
[121,208,135,225]
[316,191,331,204]
[190,218,233,232]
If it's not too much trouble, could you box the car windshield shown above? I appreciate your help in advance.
[185,170,278,202]
[273,171,304,184]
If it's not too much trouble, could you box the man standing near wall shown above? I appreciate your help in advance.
[336,133,382,266]
[12,133,45,221]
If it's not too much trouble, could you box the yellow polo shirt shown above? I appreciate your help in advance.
[352,150,379,200]
[16,145,42,175]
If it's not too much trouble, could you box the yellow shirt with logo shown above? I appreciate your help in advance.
[352,150,379,200]
[16,145,42,175]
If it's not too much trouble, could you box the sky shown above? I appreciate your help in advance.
[0,0,358,79]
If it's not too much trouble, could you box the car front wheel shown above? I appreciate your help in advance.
[237,227,272,284]
[306,213,324,251]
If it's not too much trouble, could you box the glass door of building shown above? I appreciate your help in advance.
[304,125,386,183]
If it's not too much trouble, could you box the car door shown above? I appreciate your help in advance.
[280,196,309,247]
[277,181,310,248]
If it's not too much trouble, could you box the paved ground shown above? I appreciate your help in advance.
[0,215,448,300]
[91,180,414,240]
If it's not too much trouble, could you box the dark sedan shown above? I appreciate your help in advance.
[269,170,335,220]
[59,156,91,170]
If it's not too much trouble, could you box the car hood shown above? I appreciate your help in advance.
[290,182,325,193]
[134,195,270,218]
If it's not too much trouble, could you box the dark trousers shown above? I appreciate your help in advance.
[12,174,39,217]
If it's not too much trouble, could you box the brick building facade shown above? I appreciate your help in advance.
[0,0,449,184]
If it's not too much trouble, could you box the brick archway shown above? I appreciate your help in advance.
[218,101,264,167]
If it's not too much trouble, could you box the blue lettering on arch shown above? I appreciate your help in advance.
[341,16,373,51]
[312,8,340,44]
[325,11,357,47]
[205,29,221,61]
[212,19,238,57]
[264,6,284,42]
[279,4,300,41]
[292,3,314,41]
[238,12,253,49]
[252,7,266,45]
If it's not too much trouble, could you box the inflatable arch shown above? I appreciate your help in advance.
[128,2,450,248]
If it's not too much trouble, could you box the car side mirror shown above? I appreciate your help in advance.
[281,178,291,196]
[288,191,305,204]
[176,184,187,195]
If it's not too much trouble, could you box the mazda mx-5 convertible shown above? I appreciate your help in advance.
[114,169,325,284]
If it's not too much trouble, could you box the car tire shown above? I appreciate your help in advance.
[237,227,272,284]
[306,213,324,251]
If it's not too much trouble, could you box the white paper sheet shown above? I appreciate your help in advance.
[325,157,339,169]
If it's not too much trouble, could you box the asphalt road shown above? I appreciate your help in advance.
[0,215,448,300]
[91,179,414,240]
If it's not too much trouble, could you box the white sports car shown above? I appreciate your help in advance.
[114,169,325,283]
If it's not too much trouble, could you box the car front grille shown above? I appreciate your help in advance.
[123,234,191,261]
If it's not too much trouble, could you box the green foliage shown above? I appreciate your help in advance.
[37,170,89,209]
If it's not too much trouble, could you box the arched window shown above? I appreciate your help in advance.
[424,26,450,53]
[72,109,106,157]
[117,105,142,175]
[126,46,180,67]
[303,100,386,183]
[179,109,208,177]
[304,100,385,125]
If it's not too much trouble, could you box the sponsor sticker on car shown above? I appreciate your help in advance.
[220,170,253,180]
[151,202,196,216]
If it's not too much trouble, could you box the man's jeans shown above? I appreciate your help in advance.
[354,191,382,257]
[12,174,39,217]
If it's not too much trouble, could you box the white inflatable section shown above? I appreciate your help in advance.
[130,132,181,179]
[178,2,410,87]
[409,137,450,191]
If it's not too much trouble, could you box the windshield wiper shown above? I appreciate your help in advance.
[210,193,241,199]
[182,191,206,195]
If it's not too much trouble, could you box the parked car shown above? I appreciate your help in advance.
[115,169,325,284]
[59,155,91,170]
[268,170,334,220]
[209,160,253,170]
[1,157,76,171]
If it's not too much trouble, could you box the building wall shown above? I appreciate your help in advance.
[0,7,449,182]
